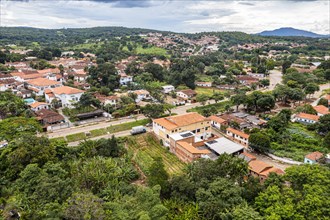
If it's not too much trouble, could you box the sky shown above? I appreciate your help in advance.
[0,0,329,34]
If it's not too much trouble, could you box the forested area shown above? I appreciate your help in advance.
[0,129,329,219]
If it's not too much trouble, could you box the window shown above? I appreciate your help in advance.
[205,127,208,131]
[192,130,196,133]
[197,129,200,133]
[166,135,169,139]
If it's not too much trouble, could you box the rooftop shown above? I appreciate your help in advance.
[205,137,244,155]
[153,112,207,130]
[296,113,320,121]
[208,115,227,124]
[51,86,84,95]
[313,105,329,115]
[305,151,324,161]
[248,160,273,174]
[226,127,250,139]
[27,78,61,87]
[177,141,210,155]
[29,102,48,108]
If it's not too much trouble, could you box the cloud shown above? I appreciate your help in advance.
[0,0,329,34]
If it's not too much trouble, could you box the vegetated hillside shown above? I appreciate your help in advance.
[258,27,329,38]
[0,26,170,45]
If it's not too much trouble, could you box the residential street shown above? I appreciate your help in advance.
[267,69,283,91]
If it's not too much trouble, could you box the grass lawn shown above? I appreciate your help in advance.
[126,133,186,176]
[135,46,168,57]
[195,87,225,97]
[270,123,327,161]
[187,100,233,115]
[107,119,151,133]
[51,118,151,142]
[66,132,86,142]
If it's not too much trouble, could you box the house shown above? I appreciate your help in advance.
[94,93,119,107]
[45,86,84,108]
[208,115,228,130]
[313,105,329,116]
[133,90,150,102]
[195,82,212,87]
[216,84,237,90]
[0,140,8,149]
[71,69,88,82]
[26,78,62,96]
[176,89,197,100]
[220,114,250,130]
[304,151,324,164]
[119,73,133,85]
[0,78,17,91]
[237,75,259,86]
[153,112,211,147]
[294,113,320,124]
[35,109,65,126]
[204,137,244,156]
[29,102,50,112]
[168,131,211,163]
[239,152,285,182]
[226,127,249,146]
[162,85,175,94]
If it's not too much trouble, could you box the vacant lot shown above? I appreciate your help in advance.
[195,87,225,96]
[126,133,186,176]
[135,46,168,57]
[52,119,151,142]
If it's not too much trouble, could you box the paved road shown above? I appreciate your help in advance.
[48,115,147,138]
[267,69,283,91]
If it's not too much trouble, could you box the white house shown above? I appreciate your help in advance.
[208,115,228,130]
[72,69,88,82]
[195,82,212,87]
[119,73,133,85]
[304,151,324,164]
[26,78,62,96]
[133,90,151,102]
[29,101,50,112]
[176,89,197,100]
[162,85,175,94]
[226,127,249,147]
[45,86,84,108]
[294,113,319,124]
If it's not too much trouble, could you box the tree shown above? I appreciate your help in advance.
[317,114,330,135]
[295,104,317,115]
[148,157,169,197]
[249,132,270,152]
[259,79,270,87]
[317,98,329,107]
[0,117,41,141]
[231,93,246,112]
[256,95,275,112]
[142,104,164,119]
[212,92,224,103]
[64,192,105,220]
[304,83,319,99]
[196,178,244,219]
[0,91,27,119]
[323,132,330,148]
[282,60,292,74]
[79,93,100,108]
[196,94,209,106]
[232,204,263,220]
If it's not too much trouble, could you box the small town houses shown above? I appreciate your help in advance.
[45,86,84,108]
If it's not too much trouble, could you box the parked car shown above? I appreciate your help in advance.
[130,126,147,135]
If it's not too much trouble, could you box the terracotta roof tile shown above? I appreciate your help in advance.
[29,102,48,108]
[208,115,227,124]
[177,141,210,154]
[153,112,207,130]
[226,127,249,139]
[305,151,323,161]
[248,160,273,174]
[296,113,320,121]
[51,86,84,95]
[313,105,329,115]
[27,78,61,87]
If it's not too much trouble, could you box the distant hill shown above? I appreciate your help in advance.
[258,27,329,38]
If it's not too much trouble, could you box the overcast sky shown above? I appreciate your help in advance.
[0,0,329,34]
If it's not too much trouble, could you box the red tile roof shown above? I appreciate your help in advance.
[51,86,84,95]
[296,113,320,121]
[313,105,329,115]
[305,151,323,161]
[27,78,61,87]
[153,112,207,130]
[226,127,249,139]
[208,115,227,124]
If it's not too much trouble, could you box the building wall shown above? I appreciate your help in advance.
[304,158,316,164]
[296,118,317,124]
[54,93,83,108]
[153,120,211,147]
[226,130,249,146]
